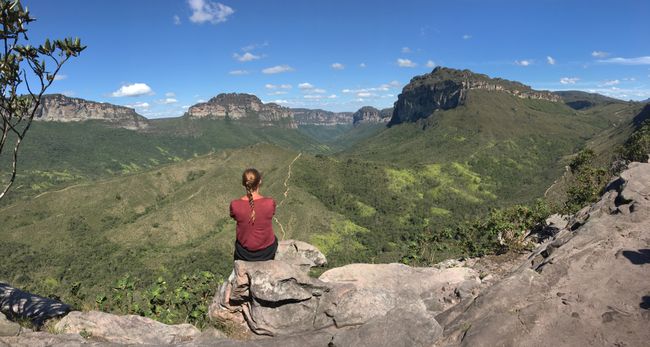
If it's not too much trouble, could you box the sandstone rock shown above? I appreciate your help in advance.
[275,239,327,272]
[330,304,443,347]
[36,94,148,130]
[187,93,296,128]
[434,162,650,346]
[292,108,353,125]
[0,331,90,347]
[352,106,392,125]
[0,312,20,337]
[55,311,200,345]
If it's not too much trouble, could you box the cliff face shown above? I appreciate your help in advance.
[291,108,353,126]
[35,94,148,130]
[389,67,562,126]
[352,106,392,126]
[187,93,296,127]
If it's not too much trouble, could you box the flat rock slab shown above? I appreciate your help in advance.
[55,311,200,345]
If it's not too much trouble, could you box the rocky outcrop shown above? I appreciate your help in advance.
[291,108,353,125]
[352,106,392,126]
[389,66,562,126]
[0,313,21,337]
[36,94,148,130]
[54,311,201,345]
[435,161,650,346]
[187,93,296,127]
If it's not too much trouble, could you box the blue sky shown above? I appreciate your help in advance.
[23,0,650,117]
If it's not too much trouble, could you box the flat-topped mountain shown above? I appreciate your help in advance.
[291,108,353,126]
[187,93,295,127]
[35,94,148,130]
[388,66,561,126]
[352,106,392,126]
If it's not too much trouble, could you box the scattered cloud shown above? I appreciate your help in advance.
[560,77,579,84]
[127,102,150,109]
[311,88,326,94]
[265,83,292,90]
[173,15,181,25]
[357,92,373,98]
[229,70,249,75]
[188,0,234,24]
[342,81,401,94]
[161,98,178,104]
[165,92,176,98]
[600,79,620,86]
[591,51,609,58]
[426,60,436,68]
[53,74,67,81]
[262,65,294,74]
[359,63,366,68]
[267,91,288,95]
[304,94,324,99]
[598,56,650,65]
[111,83,153,97]
[515,59,533,66]
[547,56,556,65]
[397,58,417,68]
[298,82,314,90]
[331,62,345,70]
[462,34,472,40]
[233,52,260,62]
[61,91,75,97]
[328,94,337,99]
[241,41,269,52]
[269,99,289,104]
[401,47,412,53]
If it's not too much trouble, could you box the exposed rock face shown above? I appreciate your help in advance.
[389,66,562,126]
[291,108,353,125]
[274,239,328,271]
[0,313,20,337]
[435,161,650,346]
[35,94,148,130]
[187,93,296,127]
[55,311,201,345]
[352,106,392,125]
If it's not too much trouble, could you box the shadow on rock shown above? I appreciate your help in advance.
[641,296,650,310]
[622,249,650,265]
[0,283,70,326]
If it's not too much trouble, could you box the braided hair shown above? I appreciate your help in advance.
[242,168,261,223]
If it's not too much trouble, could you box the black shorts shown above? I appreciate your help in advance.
[234,236,278,261]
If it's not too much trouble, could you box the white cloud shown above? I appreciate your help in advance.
[111,83,153,97]
[426,60,436,68]
[161,98,178,104]
[127,102,150,109]
[397,58,417,68]
[328,94,337,99]
[233,52,260,62]
[515,60,533,66]
[304,94,323,99]
[357,92,373,97]
[267,91,288,95]
[241,41,269,52]
[53,74,67,81]
[401,47,412,53]
[311,88,326,94]
[601,79,620,86]
[343,81,401,94]
[598,56,650,65]
[591,51,609,58]
[173,15,181,25]
[359,63,366,68]
[188,0,234,24]
[547,56,556,65]
[560,77,579,84]
[165,92,176,98]
[229,70,249,75]
[298,82,314,90]
[262,65,294,74]
[265,84,291,90]
[61,91,75,97]
[331,63,345,70]
[269,99,289,104]
[462,34,472,40]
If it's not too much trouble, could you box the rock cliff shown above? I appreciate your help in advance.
[291,108,353,126]
[352,106,392,125]
[187,93,296,128]
[35,94,149,130]
[388,66,562,126]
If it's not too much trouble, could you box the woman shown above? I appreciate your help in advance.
[229,168,278,261]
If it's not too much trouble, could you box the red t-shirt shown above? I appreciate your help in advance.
[229,197,276,251]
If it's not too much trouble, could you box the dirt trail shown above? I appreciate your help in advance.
[273,152,302,240]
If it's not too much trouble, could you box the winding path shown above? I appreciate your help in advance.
[273,152,302,240]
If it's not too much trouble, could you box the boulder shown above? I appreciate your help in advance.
[55,311,200,345]
[275,239,327,272]
[0,312,20,337]
[0,331,89,347]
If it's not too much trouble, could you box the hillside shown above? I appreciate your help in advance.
[553,90,621,110]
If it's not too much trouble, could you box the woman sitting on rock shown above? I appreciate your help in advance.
[229,168,278,261]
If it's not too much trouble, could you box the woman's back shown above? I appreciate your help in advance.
[230,197,276,251]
